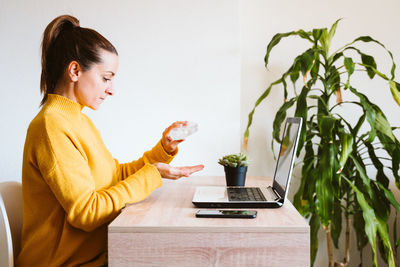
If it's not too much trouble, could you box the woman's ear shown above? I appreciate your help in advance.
[67,61,81,82]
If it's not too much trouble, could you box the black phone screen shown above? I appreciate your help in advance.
[196,210,257,218]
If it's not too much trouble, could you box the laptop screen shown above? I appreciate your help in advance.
[272,117,302,199]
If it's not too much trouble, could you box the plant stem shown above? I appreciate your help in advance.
[325,224,334,267]
[345,216,350,264]
[334,199,351,267]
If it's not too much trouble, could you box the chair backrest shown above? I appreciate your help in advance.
[0,182,22,267]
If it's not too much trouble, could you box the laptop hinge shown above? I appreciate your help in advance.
[272,187,282,200]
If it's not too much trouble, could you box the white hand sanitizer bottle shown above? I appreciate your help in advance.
[169,122,198,140]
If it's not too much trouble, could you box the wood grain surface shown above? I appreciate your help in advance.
[108,176,309,267]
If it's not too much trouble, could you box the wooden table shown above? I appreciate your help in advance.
[108,176,309,267]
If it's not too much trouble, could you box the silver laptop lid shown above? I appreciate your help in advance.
[272,117,302,200]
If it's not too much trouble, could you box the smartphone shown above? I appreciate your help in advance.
[196,210,257,219]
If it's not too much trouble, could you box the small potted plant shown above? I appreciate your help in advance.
[218,153,249,186]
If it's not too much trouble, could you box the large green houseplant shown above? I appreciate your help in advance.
[244,19,400,267]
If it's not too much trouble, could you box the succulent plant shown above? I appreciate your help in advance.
[218,153,249,168]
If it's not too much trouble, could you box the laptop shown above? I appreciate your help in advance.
[192,117,302,208]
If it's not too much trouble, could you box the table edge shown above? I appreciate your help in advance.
[108,225,310,233]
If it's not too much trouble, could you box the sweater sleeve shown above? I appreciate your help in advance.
[115,140,176,181]
[35,118,162,232]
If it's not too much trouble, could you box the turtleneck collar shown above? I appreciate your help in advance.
[44,94,84,115]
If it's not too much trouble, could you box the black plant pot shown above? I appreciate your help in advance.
[224,166,248,186]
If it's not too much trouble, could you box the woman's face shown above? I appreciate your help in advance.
[74,49,119,110]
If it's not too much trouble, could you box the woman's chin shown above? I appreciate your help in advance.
[88,104,100,110]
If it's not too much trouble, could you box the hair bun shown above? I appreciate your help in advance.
[59,17,80,32]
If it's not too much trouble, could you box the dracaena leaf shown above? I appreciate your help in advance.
[294,86,309,155]
[310,213,320,266]
[305,168,319,207]
[349,155,374,199]
[377,182,400,213]
[344,176,378,266]
[338,133,353,172]
[327,65,341,93]
[361,54,377,79]
[358,62,389,80]
[352,113,366,138]
[319,28,329,52]
[294,135,317,215]
[375,110,395,142]
[244,78,283,140]
[331,198,342,248]
[392,147,400,189]
[344,57,355,75]
[310,55,320,80]
[352,35,396,79]
[349,87,377,142]
[281,73,288,100]
[364,141,389,187]
[370,183,390,221]
[319,18,342,56]
[330,52,343,65]
[316,144,336,226]
[318,116,336,140]
[272,98,296,142]
[265,30,313,68]
[328,18,342,41]
[389,80,400,107]
[353,207,369,251]
[293,142,314,214]
[343,46,390,80]
[289,59,301,85]
[355,36,376,42]
[377,218,396,266]
[300,49,315,76]
[312,28,323,42]
[317,96,330,116]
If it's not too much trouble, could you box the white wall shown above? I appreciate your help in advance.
[240,0,400,266]
[0,0,240,181]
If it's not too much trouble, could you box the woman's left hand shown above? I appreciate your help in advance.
[161,121,188,154]
[153,162,204,179]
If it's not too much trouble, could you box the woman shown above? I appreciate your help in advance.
[17,15,204,266]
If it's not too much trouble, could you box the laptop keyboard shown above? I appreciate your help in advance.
[227,187,267,202]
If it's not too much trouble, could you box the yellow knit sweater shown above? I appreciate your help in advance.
[17,94,175,266]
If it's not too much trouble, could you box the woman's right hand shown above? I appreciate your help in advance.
[161,121,187,154]
[152,162,204,180]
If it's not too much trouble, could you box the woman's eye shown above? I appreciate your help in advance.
[103,77,111,82]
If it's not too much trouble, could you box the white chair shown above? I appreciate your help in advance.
[0,182,22,267]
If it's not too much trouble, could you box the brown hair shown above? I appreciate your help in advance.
[40,15,118,106]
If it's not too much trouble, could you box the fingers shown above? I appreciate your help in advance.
[163,121,188,136]
[175,165,205,176]
[191,164,205,171]
[177,165,205,173]
[162,134,178,146]
[156,164,205,180]
[172,121,188,127]
[153,162,186,180]
[168,165,191,178]
[172,139,185,145]
[161,121,189,154]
